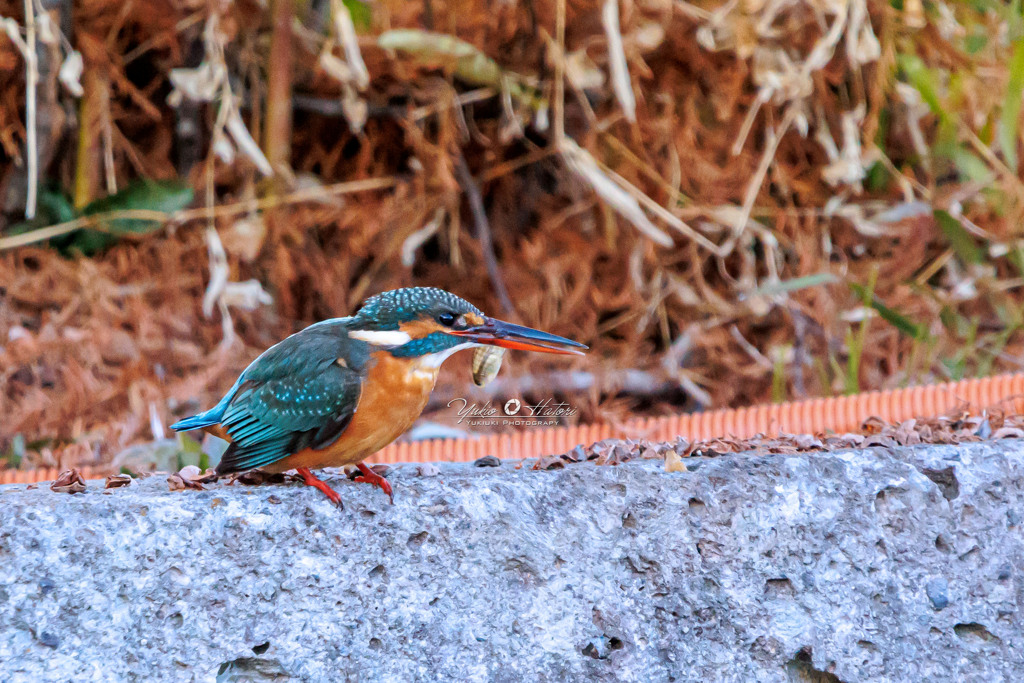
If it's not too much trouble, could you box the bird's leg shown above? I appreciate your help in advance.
[354,462,394,504]
[295,467,343,508]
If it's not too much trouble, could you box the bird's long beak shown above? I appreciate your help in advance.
[449,317,588,356]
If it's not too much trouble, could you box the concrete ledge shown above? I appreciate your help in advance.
[1,442,1023,681]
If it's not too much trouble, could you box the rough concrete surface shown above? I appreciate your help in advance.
[1,442,1023,682]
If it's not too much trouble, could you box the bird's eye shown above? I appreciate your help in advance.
[438,312,457,327]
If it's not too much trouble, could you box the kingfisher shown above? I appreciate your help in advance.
[171,287,586,507]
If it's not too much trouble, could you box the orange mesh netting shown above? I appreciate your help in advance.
[5,372,1023,484]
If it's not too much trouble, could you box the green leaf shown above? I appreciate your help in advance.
[175,432,206,470]
[40,189,76,223]
[62,180,193,255]
[898,54,945,122]
[771,347,789,403]
[865,160,889,192]
[941,356,966,381]
[978,323,1019,377]
[378,30,504,88]
[1011,0,1024,40]
[4,189,75,237]
[944,145,993,184]
[3,434,25,468]
[82,179,193,234]
[964,31,988,55]
[934,210,983,265]
[377,29,543,107]
[844,327,861,395]
[751,272,838,297]
[1009,244,1024,278]
[999,38,1024,171]
[848,282,927,340]
[342,0,372,31]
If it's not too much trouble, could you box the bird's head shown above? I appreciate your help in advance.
[349,287,586,364]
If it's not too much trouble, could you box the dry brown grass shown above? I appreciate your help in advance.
[2,0,1024,469]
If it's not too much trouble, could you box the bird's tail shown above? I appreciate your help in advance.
[170,409,223,432]
[170,377,243,432]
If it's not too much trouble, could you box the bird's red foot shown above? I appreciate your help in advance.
[296,467,343,508]
[355,462,394,504]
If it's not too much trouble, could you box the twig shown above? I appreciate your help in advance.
[23,0,39,219]
[401,207,446,267]
[552,0,565,145]
[204,99,233,345]
[411,88,496,121]
[453,152,515,314]
[595,158,722,254]
[101,85,117,194]
[732,105,797,236]
[121,11,205,66]
[560,139,673,247]
[599,132,692,207]
[477,145,557,183]
[729,325,773,370]
[264,0,294,174]
[965,127,1024,199]
[601,0,636,123]
[0,177,398,251]
[674,0,712,21]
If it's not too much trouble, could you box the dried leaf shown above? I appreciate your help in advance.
[168,465,205,491]
[225,107,273,176]
[58,51,84,97]
[332,0,370,89]
[168,62,224,105]
[50,469,86,494]
[532,455,566,470]
[104,473,132,489]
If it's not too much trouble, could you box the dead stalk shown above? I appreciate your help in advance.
[23,0,38,218]
[552,0,566,146]
[601,0,636,123]
[264,0,294,173]
[733,106,797,236]
[0,177,398,251]
[454,152,515,314]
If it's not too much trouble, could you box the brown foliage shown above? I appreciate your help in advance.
[1,0,1023,471]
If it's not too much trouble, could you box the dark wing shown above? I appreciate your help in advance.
[215,323,367,474]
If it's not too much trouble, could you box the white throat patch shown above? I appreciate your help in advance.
[348,329,414,346]
[416,342,478,370]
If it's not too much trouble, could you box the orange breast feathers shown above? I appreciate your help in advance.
[265,351,439,472]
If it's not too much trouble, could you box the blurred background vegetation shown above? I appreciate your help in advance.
[1,0,1023,471]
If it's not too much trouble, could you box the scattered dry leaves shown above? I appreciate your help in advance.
[50,468,86,494]
[167,465,208,491]
[104,473,132,489]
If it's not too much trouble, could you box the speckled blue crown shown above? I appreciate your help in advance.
[355,287,483,330]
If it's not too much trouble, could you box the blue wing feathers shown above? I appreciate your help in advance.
[171,321,367,475]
